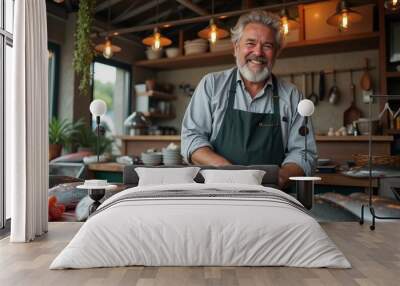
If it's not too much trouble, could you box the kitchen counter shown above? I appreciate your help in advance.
[118,135,393,142]
[118,135,394,165]
[315,135,393,142]
[118,135,181,141]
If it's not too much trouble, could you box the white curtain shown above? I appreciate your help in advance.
[7,0,49,242]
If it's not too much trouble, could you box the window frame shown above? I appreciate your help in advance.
[1,0,13,231]
[48,42,60,119]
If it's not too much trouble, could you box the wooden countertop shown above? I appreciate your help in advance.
[118,135,393,142]
[88,163,125,172]
[118,135,180,141]
[315,135,393,142]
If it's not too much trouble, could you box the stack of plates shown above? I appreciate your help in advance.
[184,39,208,55]
[141,152,162,166]
[210,39,232,53]
[162,149,182,165]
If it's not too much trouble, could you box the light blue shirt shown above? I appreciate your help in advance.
[181,67,317,175]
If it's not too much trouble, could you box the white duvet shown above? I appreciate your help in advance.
[50,183,351,269]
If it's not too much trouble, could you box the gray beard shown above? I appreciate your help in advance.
[237,58,270,83]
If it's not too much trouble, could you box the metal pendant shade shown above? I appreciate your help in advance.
[142,27,172,49]
[280,8,299,35]
[95,38,122,58]
[327,0,362,31]
[198,19,229,43]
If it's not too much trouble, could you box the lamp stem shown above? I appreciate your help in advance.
[304,117,308,163]
[96,116,100,163]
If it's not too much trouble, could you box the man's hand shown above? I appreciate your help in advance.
[190,147,231,166]
[278,163,304,190]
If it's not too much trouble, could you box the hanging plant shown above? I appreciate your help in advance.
[73,0,96,97]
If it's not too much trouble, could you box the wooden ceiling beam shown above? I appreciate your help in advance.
[175,0,209,16]
[111,0,168,24]
[138,0,203,25]
[92,0,322,38]
[95,0,125,13]
[93,19,143,48]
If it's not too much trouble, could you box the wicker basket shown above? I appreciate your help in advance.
[353,154,400,167]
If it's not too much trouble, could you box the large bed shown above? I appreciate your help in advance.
[50,165,351,269]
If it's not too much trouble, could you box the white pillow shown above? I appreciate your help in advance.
[200,169,266,185]
[136,167,201,186]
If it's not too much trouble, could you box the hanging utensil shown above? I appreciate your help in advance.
[309,72,319,105]
[360,58,373,91]
[328,70,340,105]
[319,71,325,101]
[343,69,363,127]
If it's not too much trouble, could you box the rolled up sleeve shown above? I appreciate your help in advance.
[181,75,214,163]
[282,91,318,176]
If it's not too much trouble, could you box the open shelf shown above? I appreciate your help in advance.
[386,129,400,135]
[386,71,400,78]
[143,111,176,119]
[136,49,234,70]
[136,90,177,101]
[135,32,380,70]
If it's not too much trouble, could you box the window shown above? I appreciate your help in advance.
[92,59,131,152]
[1,0,14,231]
[48,43,60,120]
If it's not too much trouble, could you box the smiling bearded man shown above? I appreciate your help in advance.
[181,10,317,190]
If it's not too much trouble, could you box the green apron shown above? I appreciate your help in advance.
[211,69,285,165]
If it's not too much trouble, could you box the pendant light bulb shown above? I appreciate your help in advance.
[103,39,114,59]
[210,23,218,44]
[281,16,289,35]
[339,12,349,31]
[385,0,400,11]
[152,31,161,50]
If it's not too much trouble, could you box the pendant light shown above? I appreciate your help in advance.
[385,0,400,11]
[327,0,362,32]
[95,37,122,59]
[94,1,121,58]
[142,0,172,50]
[143,27,172,50]
[198,0,229,44]
[279,7,299,36]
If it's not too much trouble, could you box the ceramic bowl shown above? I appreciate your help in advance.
[165,47,181,58]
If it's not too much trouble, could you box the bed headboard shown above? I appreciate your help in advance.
[123,165,279,188]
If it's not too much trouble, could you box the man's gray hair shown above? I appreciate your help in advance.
[231,10,282,50]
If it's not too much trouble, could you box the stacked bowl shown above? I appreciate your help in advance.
[162,148,182,165]
[141,152,162,165]
[210,39,232,53]
[184,39,208,55]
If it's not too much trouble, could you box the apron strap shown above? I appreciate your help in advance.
[227,68,238,110]
[271,74,280,116]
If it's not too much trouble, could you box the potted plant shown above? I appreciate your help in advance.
[69,123,113,156]
[48,118,74,160]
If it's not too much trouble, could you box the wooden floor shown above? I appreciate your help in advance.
[0,222,399,286]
